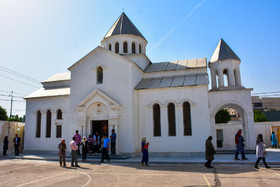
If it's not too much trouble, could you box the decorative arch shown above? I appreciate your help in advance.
[115,42,119,53]
[97,66,103,84]
[153,103,161,137]
[123,41,128,53]
[46,109,52,138]
[56,109,62,119]
[168,102,176,136]
[36,110,41,138]
[223,69,229,87]
[132,42,136,54]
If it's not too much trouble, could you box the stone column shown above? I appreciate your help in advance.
[211,70,217,89]
[51,111,56,138]
[218,70,224,87]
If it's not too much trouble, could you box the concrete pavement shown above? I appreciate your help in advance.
[1,148,280,166]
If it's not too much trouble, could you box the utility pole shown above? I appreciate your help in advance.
[9,90,13,118]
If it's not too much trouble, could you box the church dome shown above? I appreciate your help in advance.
[101,13,147,55]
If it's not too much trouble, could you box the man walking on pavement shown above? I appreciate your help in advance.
[70,137,80,167]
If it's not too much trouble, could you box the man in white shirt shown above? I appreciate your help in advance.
[70,137,80,167]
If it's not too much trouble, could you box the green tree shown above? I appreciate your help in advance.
[215,109,231,123]
[0,106,8,121]
[254,110,268,122]
[8,114,25,122]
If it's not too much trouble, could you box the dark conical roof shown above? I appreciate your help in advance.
[209,38,240,63]
[104,12,145,39]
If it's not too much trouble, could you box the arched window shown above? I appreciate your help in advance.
[109,44,112,51]
[153,104,161,136]
[123,41,128,53]
[57,109,62,119]
[36,111,41,138]
[183,102,192,136]
[46,110,51,138]
[168,103,176,136]
[97,66,103,84]
[132,42,136,54]
[139,44,142,53]
[115,42,119,53]
[223,69,229,87]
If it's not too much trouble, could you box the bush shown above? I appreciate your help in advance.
[254,110,268,122]
[0,106,8,121]
[215,109,231,123]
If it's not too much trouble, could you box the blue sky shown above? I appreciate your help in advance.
[0,0,280,116]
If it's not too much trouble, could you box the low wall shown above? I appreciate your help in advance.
[0,121,25,155]
[216,121,280,150]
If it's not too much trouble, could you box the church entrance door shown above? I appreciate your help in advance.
[91,120,108,137]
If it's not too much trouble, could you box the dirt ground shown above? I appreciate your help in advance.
[0,159,280,187]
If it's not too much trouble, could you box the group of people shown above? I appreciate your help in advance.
[205,129,271,169]
[2,134,21,156]
[57,129,117,167]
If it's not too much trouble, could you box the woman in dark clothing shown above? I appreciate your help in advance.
[141,137,149,166]
[205,136,215,168]
[58,138,67,167]
[3,136,8,156]
[255,134,270,169]
[81,136,88,161]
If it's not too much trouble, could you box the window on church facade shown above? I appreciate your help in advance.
[223,69,229,87]
[109,44,112,51]
[46,110,51,138]
[168,103,176,136]
[115,42,119,53]
[123,41,128,53]
[57,109,62,119]
[97,66,103,84]
[153,103,161,136]
[56,125,62,138]
[139,44,142,53]
[36,111,41,138]
[132,42,136,54]
[183,102,192,136]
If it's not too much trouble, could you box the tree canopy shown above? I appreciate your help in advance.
[0,106,8,121]
[215,109,231,123]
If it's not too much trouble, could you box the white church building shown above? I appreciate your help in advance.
[24,13,255,155]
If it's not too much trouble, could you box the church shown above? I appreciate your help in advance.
[24,13,255,155]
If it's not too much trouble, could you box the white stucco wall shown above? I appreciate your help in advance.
[69,48,144,153]
[137,85,210,153]
[25,96,70,151]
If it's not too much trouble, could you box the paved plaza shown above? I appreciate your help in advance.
[0,158,280,187]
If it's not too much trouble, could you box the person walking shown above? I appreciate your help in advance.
[70,137,80,167]
[271,131,278,148]
[58,138,67,167]
[255,134,270,169]
[3,136,8,156]
[81,136,88,161]
[13,134,21,156]
[74,130,81,155]
[110,129,117,154]
[234,129,248,160]
[100,134,110,163]
[205,136,215,168]
[141,137,149,166]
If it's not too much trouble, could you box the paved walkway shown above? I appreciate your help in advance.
[1,148,280,165]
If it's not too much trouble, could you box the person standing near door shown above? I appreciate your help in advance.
[110,129,117,154]
[70,137,80,167]
[100,134,110,163]
[13,134,21,156]
[74,130,81,155]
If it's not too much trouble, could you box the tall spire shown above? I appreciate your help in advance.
[209,38,240,63]
[104,12,145,40]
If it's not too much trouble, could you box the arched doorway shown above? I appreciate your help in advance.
[210,102,254,150]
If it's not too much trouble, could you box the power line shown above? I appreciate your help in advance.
[0,99,25,102]
[0,65,41,84]
[253,91,280,95]
[0,93,24,98]
[0,75,41,89]
[0,89,28,96]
